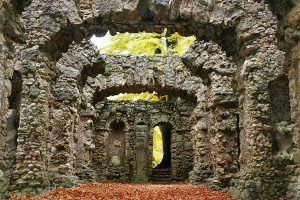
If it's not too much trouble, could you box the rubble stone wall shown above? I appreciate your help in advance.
[285,2,300,199]
[0,0,22,196]
[0,0,300,199]
[91,100,195,181]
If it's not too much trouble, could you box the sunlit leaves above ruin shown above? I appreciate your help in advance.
[90,29,196,56]
[107,92,168,102]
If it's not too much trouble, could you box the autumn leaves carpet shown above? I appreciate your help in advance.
[10,182,236,200]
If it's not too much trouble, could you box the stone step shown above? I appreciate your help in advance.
[152,168,171,172]
[150,168,172,181]
[152,172,172,176]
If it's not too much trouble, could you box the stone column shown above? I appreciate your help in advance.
[75,116,96,181]
[48,62,81,187]
[133,124,148,182]
[233,46,285,200]
[207,70,238,188]
[236,85,273,197]
[287,44,300,199]
[189,99,211,184]
[14,46,51,194]
[232,1,287,197]
[0,39,11,194]
[93,126,108,180]
[183,41,238,186]
[48,106,78,187]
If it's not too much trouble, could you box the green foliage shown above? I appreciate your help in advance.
[107,92,167,102]
[100,32,164,56]
[111,106,117,114]
[152,126,163,168]
[168,33,196,56]
[275,121,293,135]
[104,64,112,76]
[147,56,160,62]
[99,30,195,56]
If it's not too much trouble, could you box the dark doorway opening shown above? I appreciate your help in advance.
[155,122,172,169]
[110,120,125,132]
[7,71,22,151]
[236,114,240,170]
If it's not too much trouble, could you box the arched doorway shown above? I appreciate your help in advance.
[151,122,173,181]
[153,122,172,169]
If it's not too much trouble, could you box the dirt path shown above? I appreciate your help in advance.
[10,182,236,200]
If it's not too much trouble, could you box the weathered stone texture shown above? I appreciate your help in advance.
[92,100,195,181]
[10,46,52,194]
[0,0,22,195]
[0,0,300,199]
[183,41,238,188]
[285,3,300,199]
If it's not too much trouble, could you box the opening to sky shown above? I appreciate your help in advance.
[90,30,195,56]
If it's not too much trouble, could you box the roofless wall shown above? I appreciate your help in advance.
[0,1,298,200]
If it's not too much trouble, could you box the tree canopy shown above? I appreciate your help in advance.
[98,30,195,56]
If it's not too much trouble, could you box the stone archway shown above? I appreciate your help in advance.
[9,1,291,199]
[13,37,241,193]
[12,38,239,187]
[150,122,173,182]
[153,122,172,169]
[91,85,199,182]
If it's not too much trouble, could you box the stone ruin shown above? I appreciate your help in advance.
[1,0,300,199]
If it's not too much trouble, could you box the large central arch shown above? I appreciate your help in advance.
[41,39,238,186]
[9,1,292,199]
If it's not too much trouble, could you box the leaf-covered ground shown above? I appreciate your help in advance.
[10,182,237,200]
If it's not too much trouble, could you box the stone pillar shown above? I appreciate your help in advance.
[133,124,148,182]
[93,126,108,180]
[208,106,238,186]
[48,106,78,187]
[189,99,211,184]
[14,46,51,194]
[75,116,96,181]
[287,44,300,199]
[236,60,278,179]
[235,86,273,199]
[207,70,238,188]
[232,44,285,200]
[183,41,238,186]
[0,39,10,194]
[48,61,82,187]
[231,1,287,197]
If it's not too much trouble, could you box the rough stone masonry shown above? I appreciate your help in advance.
[0,0,300,199]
